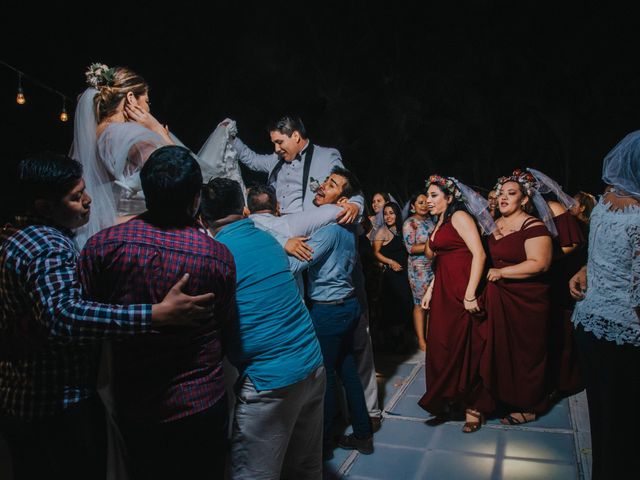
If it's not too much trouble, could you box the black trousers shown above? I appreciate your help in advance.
[574,324,640,479]
[117,395,229,480]
[0,395,106,480]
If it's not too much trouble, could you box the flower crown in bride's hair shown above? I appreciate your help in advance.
[494,168,537,197]
[426,174,463,200]
[85,62,115,88]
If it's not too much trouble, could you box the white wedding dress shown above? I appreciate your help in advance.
[70,88,244,250]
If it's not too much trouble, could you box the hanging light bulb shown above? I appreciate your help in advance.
[16,73,25,105]
[59,97,68,122]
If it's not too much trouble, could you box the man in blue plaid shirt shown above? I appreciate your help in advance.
[0,151,215,480]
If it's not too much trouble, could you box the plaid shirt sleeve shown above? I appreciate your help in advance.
[28,236,152,344]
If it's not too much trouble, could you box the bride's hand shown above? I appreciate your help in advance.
[125,104,163,131]
[125,104,173,143]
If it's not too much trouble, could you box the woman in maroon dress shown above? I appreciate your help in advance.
[527,168,586,398]
[418,175,496,433]
[480,170,554,425]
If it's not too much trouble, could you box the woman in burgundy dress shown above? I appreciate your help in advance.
[418,175,496,433]
[480,170,554,425]
[528,168,586,398]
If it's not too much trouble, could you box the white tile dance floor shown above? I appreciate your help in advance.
[323,349,591,480]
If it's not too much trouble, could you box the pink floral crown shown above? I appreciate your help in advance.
[494,168,537,197]
[426,174,462,200]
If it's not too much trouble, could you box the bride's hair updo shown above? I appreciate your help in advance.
[85,63,148,122]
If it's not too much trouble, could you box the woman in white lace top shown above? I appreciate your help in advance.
[569,130,640,480]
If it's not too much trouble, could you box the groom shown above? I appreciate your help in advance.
[225,114,382,429]
[225,114,363,221]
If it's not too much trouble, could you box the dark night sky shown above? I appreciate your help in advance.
[2,0,640,220]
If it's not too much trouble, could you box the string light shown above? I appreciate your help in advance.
[16,73,25,105]
[59,96,68,122]
[2,59,71,123]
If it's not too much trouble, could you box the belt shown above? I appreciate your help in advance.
[311,293,356,305]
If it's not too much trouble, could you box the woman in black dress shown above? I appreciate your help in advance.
[372,201,413,352]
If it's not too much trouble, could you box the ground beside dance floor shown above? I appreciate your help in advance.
[325,348,591,480]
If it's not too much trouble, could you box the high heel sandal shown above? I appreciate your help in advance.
[426,413,450,426]
[500,412,536,426]
[462,409,485,433]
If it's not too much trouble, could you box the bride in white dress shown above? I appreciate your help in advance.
[70,62,243,249]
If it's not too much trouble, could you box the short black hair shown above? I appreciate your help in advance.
[17,151,83,212]
[408,188,427,210]
[199,177,245,223]
[140,145,202,219]
[267,115,307,139]
[246,184,277,213]
[330,165,362,199]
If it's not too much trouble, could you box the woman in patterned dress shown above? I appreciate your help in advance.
[402,190,435,351]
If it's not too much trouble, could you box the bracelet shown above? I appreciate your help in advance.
[464,296,477,302]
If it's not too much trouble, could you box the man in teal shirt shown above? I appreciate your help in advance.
[198,177,325,479]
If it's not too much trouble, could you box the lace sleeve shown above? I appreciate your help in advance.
[629,222,640,307]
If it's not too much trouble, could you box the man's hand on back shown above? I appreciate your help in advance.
[285,236,314,261]
[336,202,359,225]
[152,274,215,328]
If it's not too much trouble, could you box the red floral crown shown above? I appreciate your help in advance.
[426,174,462,200]
[494,168,537,196]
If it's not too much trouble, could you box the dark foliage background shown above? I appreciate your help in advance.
[2,1,639,221]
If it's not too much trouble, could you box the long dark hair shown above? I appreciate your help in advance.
[383,201,404,233]
[429,184,468,226]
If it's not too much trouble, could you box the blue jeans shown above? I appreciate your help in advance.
[310,297,372,447]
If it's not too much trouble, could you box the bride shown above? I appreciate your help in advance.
[70,62,243,249]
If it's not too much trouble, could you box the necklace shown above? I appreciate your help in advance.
[498,223,518,233]
[498,214,526,234]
